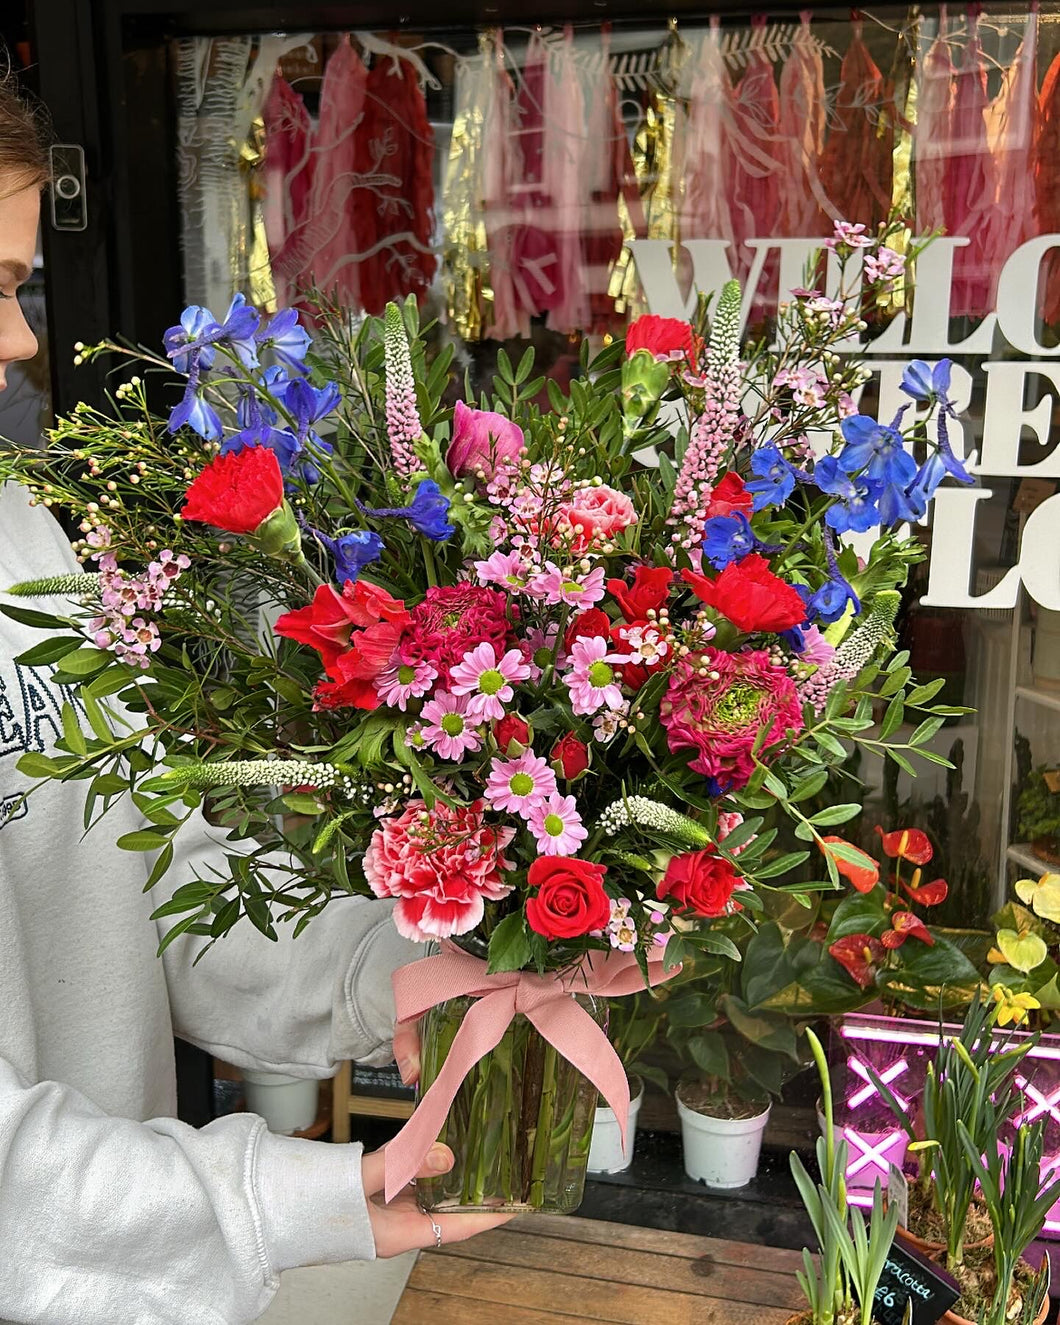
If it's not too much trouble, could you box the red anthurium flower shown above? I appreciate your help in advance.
[820,837,880,893]
[681,555,807,634]
[705,472,753,519]
[829,934,886,989]
[182,446,284,534]
[607,565,673,623]
[899,870,948,907]
[875,825,933,865]
[564,608,611,651]
[881,910,935,950]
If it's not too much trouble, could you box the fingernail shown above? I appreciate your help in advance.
[426,1145,450,1174]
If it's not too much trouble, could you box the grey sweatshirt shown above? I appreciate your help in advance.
[0,485,419,1324]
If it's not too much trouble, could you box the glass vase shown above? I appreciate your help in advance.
[415,992,605,1214]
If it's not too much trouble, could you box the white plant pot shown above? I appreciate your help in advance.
[242,1071,319,1135]
[587,1077,644,1174]
[676,1088,771,1189]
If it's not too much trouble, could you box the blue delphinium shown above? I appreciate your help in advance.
[746,445,796,511]
[701,512,757,570]
[256,308,311,372]
[314,529,385,585]
[900,357,974,487]
[813,456,881,533]
[360,480,455,542]
[168,376,223,441]
[838,413,917,488]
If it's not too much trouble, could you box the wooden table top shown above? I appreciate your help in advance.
[392,1213,805,1324]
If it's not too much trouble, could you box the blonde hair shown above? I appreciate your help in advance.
[0,70,50,195]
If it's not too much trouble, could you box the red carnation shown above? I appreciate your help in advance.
[682,554,807,634]
[182,447,284,535]
[607,565,673,623]
[525,857,610,940]
[551,733,590,780]
[625,314,697,367]
[565,609,611,651]
[705,472,753,519]
[657,849,743,918]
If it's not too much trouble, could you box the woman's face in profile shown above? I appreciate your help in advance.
[0,177,40,393]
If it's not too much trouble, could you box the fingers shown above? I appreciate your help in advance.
[373,1205,516,1258]
[431,1210,516,1245]
[393,1022,421,1085]
[361,1143,453,1198]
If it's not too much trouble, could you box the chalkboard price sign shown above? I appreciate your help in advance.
[869,1234,961,1325]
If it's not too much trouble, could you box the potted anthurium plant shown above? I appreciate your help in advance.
[986,869,1060,1023]
[0,219,967,1216]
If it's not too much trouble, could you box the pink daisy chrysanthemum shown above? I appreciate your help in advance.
[374,657,437,711]
[449,641,531,722]
[528,562,606,608]
[474,549,531,592]
[420,690,483,762]
[484,749,557,818]
[529,792,587,856]
[563,635,630,716]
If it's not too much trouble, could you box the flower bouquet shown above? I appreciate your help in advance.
[1,220,964,1214]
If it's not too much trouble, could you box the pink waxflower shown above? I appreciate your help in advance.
[449,641,531,722]
[420,690,483,761]
[864,247,906,284]
[375,657,437,711]
[364,799,515,942]
[474,549,531,591]
[827,220,874,250]
[529,792,588,856]
[556,485,638,551]
[529,562,606,609]
[660,648,804,792]
[447,401,525,481]
[563,635,630,716]
[484,749,557,818]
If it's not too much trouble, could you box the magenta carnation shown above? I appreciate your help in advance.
[363,799,515,942]
[399,583,513,686]
[659,648,804,792]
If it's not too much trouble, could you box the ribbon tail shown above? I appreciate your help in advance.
[382,988,516,1203]
[527,998,631,1150]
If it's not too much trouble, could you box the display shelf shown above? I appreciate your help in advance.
[1016,685,1060,714]
[1007,841,1056,874]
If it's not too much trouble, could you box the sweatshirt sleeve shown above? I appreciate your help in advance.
[158,818,422,1075]
[0,1057,376,1325]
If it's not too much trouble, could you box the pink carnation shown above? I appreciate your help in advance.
[363,800,515,942]
[399,582,513,687]
[660,648,804,792]
[557,485,637,551]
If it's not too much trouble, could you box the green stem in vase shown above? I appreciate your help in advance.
[529,1040,559,1209]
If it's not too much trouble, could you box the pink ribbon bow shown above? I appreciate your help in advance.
[382,942,679,1202]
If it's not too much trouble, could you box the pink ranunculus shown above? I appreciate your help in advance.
[446,401,525,481]
[557,485,637,551]
[660,648,804,792]
[363,800,515,942]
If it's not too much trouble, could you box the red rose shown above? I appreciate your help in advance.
[682,554,807,634]
[705,472,753,519]
[607,565,674,623]
[625,314,697,366]
[525,857,611,939]
[657,850,742,918]
[551,733,590,780]
[494,713,530,751]
[564,608,611,651]
[182,447,284,535]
